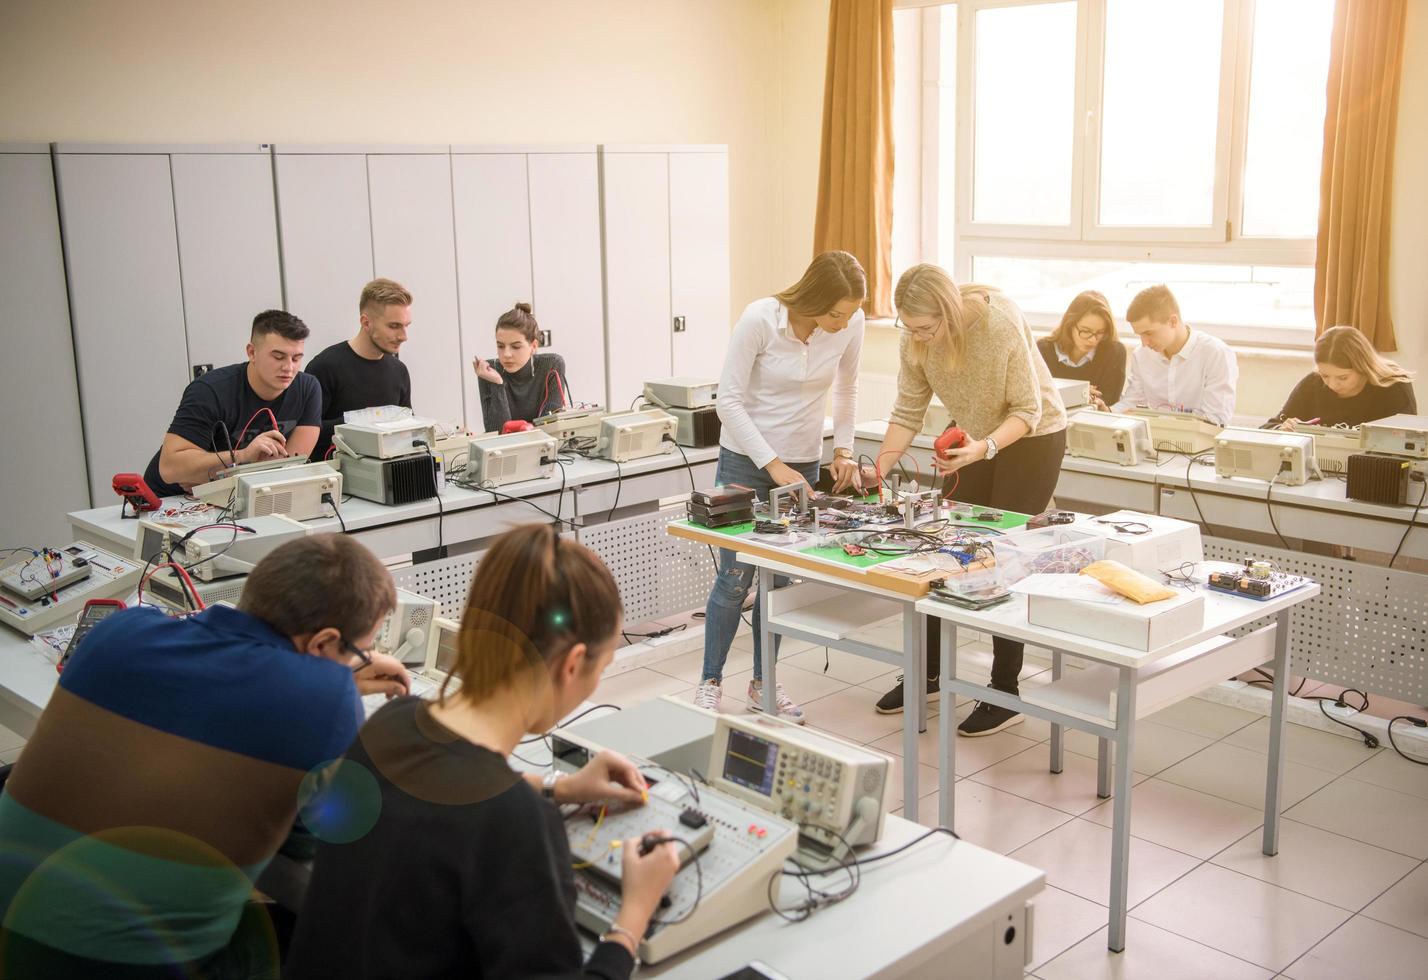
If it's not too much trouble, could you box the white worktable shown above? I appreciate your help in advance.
[917,570,1321,953]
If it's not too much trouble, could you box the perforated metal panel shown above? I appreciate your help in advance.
[1203,536,1427,704]
[579,507,716,624]
[392,552,481,616]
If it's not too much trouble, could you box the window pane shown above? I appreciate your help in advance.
[972,2,1077,225]
[1242,0,1334,238]
[937,5,957,266]
[1099,0,1224,227]
[970,255,1314,331]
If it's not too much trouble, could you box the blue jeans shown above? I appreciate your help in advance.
[701,449,822,684]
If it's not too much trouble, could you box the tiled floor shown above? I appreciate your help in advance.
[623,619,1428,979]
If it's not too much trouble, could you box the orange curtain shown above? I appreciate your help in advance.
[1314,0,1408,350]
[813,0,896,317]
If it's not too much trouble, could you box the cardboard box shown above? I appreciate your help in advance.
[1027,588,1205,651]
[1070,510,1203,576]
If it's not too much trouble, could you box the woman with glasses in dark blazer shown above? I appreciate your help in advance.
[1036,290,1127,409]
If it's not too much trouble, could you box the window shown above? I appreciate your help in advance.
[899,0,1336,346]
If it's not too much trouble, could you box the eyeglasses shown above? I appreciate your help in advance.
[894,316,941,339]
[343,639,374,673]
[1073,325,1106,342]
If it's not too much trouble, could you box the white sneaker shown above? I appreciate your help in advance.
[747,680,805,725]
[693,679,723,712]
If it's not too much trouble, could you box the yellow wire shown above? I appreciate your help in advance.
[570,805,608,870]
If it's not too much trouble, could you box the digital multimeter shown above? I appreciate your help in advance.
[57,598,125,672]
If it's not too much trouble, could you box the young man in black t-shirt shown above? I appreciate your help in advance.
[142,310,322,498]
[305,278,414,462]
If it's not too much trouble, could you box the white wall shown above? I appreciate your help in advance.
[1388,0,1428,390]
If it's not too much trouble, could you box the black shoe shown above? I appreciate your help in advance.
[957,700,1023,737]
[874,674,940,714]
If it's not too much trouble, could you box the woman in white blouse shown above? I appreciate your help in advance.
[695,251,867,723]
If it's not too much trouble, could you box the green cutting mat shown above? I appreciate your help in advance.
[943,506,1031,531]
[796,544,900,568]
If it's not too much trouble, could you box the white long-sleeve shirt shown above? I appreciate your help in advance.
[716,297,864,467]
[1113,327,1239,425]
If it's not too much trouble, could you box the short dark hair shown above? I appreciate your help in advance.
[1125,285,1180,324]
[239,534,395,641]
[251,310,310,343]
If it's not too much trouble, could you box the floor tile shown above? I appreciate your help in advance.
[1156,741,1337,810]
[1282,915,1428,980]
[1344,747,1428,801]
[1147,697,1261,739]
[781,645,897,686]
[798,685,906,745]
[1361,861,1428,938]
[724,663,850,706]
[1133,864,1350,972]
[1010,817,1199,908]
[868,716,1038,778]
[1222,716,1381,776]
[1038,917,1274,980]
[594,668,690,707]
[647,645,754,685]
[1063,720,1214,777]
[1026,885,1109,971]
[882,753,941,812]
[1084,778,1263,859]
[1285,778,1428,859]
[906,779,1073,853]
[730,631,817,658]
[1211,818,1419,912]
[971,745,1147,816]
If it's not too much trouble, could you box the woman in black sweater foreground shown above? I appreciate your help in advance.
[1265,325,1417,429]
[285,525,679,979]
[1036,290,1128,408]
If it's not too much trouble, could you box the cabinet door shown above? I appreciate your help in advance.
[599,151,671,411]
[452,152,533,430]
[529,151,607,410]
[273,151,373,357]
[669,150,731,378]
[55,152,190,501]
[367,152,466,425]
[0,149,91,543]
[170,150,283,373]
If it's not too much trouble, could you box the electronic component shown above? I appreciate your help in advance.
[0,543,141,636]
[535,407,607,444]
[596,409,678,463]
[1213,427,1317,485]
[112,472,161,515]
[1205,566,1313,601]
[332,417,439,460]
[1066,412,1154,465]
[376,589,440,666]
[466,429,558,488]
[336,451,440,505]
[767,483,810,520]
[1,550,91,600]
[193,462,342,521]
[841,543,866,557]
[58,597,125,671]
[1028,510,1077,528]
[642,377,718,410]
[134,514,308,582]
[928,582,1012,610]
[1346,452,1423,505]
[143,566,247,612]
[708,712,888,871]
[687,500,755,528]
[1054,377,1091,409]
[666,405,721,448]
[692,485,757,509]
[1360,414,1428,459]
[418,616,461,675]
[1071,510,1203,575]
[1124,408,1223,455]
[933,422,967,457]
[1296,423,1361,475]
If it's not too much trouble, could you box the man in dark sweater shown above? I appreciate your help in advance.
[306,279,414,462]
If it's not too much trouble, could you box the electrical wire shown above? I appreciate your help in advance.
[1184,449,1218,538]
[1388,477,1427,569]
[1303,689,1379,748]
[606,459,623,524]
[1386,716,1428,766]
[1264,471,1290,551]
[518,703,623,746]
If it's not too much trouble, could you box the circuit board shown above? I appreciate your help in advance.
[1205,569,1314,601]
[0,543,141,635]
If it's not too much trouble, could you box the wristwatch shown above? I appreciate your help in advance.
[541,769,564,801]
[833,447,854,461]
[984,436,999,461]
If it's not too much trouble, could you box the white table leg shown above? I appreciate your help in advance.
[1097,739,1112,799]
[1262,608,1291,856]
[1049,650,1064,774]
[915,607,929,735]
[902,607,922,810]
[938,618,958,828]
[758,566,776,715]
[1108,665,1138,953]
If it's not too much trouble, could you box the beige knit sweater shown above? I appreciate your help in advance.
[889,290,1067,441]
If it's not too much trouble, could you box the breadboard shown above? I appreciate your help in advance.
[0,544,141,635]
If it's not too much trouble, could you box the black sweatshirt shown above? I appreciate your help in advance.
[1264,373,1417,428]
[283,697,633,980]
[478,353,569,432]
[304,341,412,462]
[1036,336,1128,407]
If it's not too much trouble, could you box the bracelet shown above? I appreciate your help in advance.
[600,924,641,963]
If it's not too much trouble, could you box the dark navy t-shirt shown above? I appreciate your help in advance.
[142,362,322,497]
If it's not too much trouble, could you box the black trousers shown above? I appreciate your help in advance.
[927,428,1067,693]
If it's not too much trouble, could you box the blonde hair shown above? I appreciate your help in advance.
[775,251,867,317]
[894,263,996,372]
[1315,325,1414,387]
[359,278,413,314]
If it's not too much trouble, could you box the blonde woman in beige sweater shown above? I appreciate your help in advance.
[866,264,1067,735]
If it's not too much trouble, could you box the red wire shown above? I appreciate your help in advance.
[324,445,337,460]
[235,407,280,449]
[541,368,569,412]
[138,561,207,611]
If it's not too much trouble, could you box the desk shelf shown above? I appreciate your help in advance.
[766,583,904,642]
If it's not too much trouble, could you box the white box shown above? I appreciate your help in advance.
[1214,427,1316,485]
[1070,510,1203,575]
[643,377,717,409]
[1027,589,1205,652]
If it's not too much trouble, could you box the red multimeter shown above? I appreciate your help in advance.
[501,420,535,434]
[58,598,125,672]
[113,473,161,517]
[933,422,967,457]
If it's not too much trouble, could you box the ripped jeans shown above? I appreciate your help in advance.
[700,448,822,684]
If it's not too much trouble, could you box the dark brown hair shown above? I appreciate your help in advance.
[495,302,539,343]
[251,310,309,343]
[1050,290,1117,358]
[1125,284,1180,324]
[775,251,867,317]
[445,524,621,703]
[239,534,395,641]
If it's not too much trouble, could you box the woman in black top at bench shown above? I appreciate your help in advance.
[1265,326,1417,430]
[285,525,679,979]
[1035,290,1128,408]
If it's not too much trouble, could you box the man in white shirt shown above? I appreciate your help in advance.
[1107,284,1238,425]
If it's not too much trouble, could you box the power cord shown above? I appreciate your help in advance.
[1387,716,1428,766]
[322,492,348,533]
[768,825,960,922]
[1264,471,1290,551]
[1388,476,1426,569]
[1304,688,1379,748]
[1185,449,1218,538]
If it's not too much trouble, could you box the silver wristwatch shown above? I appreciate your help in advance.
[984,436,999,461]
[541,769,563,801]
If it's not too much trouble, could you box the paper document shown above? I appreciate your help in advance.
[1010,573,1126,605]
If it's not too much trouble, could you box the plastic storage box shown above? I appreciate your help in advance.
[993,528,1105,585]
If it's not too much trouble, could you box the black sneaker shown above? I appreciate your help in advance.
[874,674,940,714]
[958,700,1023,737]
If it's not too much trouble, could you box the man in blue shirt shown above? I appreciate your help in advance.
[0,533,409,977]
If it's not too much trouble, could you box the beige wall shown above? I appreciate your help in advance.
[1388,0,1428,392]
